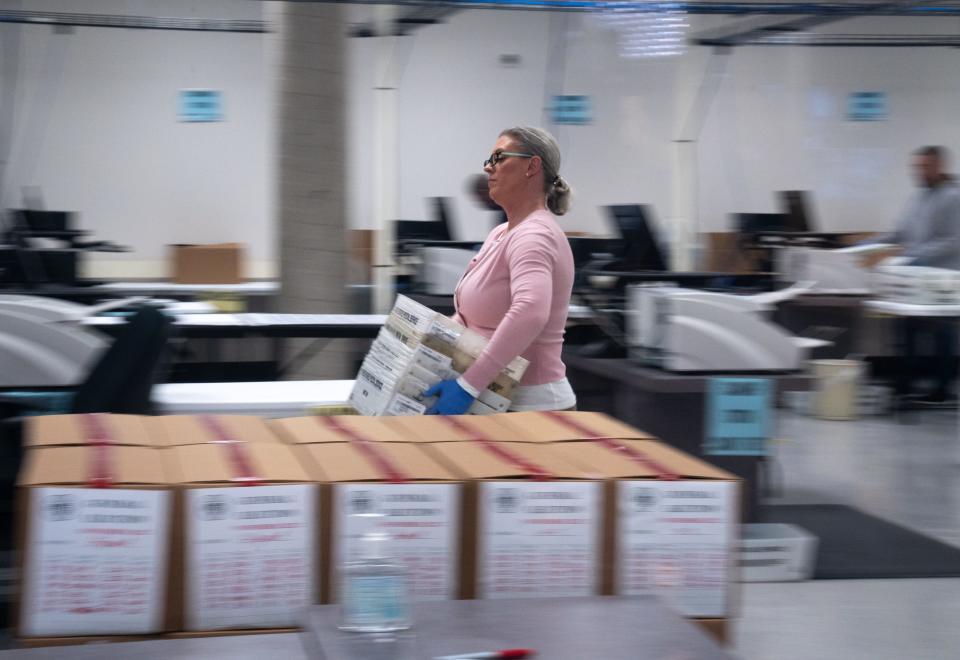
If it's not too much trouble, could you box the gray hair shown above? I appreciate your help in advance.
[500,126,572,216]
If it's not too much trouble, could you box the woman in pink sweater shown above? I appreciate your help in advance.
[426,127,576,414]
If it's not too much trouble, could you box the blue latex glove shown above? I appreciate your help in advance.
[424,379,475,415]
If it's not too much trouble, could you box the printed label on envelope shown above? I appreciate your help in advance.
[186,484,316,630]
[21,487,171,637]
[479,481,600,599]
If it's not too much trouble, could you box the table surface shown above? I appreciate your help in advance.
[90,281,280,295]
[152,379,354,414]
[564,351,815,393]
[85,312,387,328]
[0,597,732,659]
[863,299,960,317]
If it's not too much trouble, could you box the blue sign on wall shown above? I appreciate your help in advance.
[847,91,887,122]
[179,89,223,122]
[704,378,771,456]
[550,95,592,125]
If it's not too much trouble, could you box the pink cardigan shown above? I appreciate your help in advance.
[453,210,574,392]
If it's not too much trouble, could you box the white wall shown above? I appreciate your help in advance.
[3,5,958,279]
[0,0,274,278]
[347,9,960,263]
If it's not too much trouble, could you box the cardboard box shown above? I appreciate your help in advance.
[474,410,655,444]
[25,414,156,449]
[297,441,462,603]
[271,415,411,446]
[162,441,317,632]
[147,415,281,447]
[549,438,739,618]
[694,618,729,645]
[425,431,604,601]
[16,446,173,638]
[169,243,244,284]
[739,522,818,582]
[382,415,489,443]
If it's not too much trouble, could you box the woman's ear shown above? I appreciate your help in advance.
[527,155,542,177]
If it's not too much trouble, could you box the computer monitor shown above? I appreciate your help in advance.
[392,197,455,246]
[734,212,790,235]
[606,204,669,272]
[777,190,815,233]
[20,210,72,233]
[429,197,455,241]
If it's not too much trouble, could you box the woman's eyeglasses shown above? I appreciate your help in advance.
[484,151,533,168]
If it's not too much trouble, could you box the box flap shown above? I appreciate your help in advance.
[17,446,167,486]
[271,416,410,445]
[550,439,738,480]
[167,442,310,485]
[148,415,279,447]
[436,415,527,443]
[301,442,455,483]
[26,414,154,448]
[549,442,661,479]
[494,411,655,443]
[425,441,592,480]
[620,439,740,480]
[382,415,481,443]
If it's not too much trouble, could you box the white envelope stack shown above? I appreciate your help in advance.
[350,296,528,416]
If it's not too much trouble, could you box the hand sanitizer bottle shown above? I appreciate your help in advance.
[338,512,412,632]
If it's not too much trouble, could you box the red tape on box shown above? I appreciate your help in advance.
[543,412,677,481]
[320,417,408,483]
[200,416,262,486]
[442,416,552,480]
[79,413,115,489]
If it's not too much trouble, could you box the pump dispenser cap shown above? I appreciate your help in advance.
[354,512,389,560]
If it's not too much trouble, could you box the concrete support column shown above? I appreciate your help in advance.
[275,2,351,378]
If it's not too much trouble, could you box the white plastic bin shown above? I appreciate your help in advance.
[811,359,865,421]
[738,523,819,582]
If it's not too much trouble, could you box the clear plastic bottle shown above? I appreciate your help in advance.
[338,512,412,633]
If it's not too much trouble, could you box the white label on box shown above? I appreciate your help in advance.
[425,317,461,350]
[21,487,171,636]
[396,374,430,403]
[616,480,736,618]
[336,484,459,601]
[351,365,392,416]
[412,344,454,375]
[479,481,600,599]
[467,399,499,415]
[391,295,437,334]
[477,388,510,413]
[409,363,442,388]
[186,484,317,630]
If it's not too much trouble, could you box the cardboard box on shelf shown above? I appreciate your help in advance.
[146,415,281,447]
[169,243,244,284]
[296,435,462,604]
[549,438,739,619]
[25,413,156,449]
[15,443,173,639]
[162,435,317,633]
[424,419,604,601]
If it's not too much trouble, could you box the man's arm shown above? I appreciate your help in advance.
[903,189,960,267]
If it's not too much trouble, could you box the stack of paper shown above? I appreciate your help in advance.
[350,296,528,416]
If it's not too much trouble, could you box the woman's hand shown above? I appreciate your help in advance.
[424,379,475,415]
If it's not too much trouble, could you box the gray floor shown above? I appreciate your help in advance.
[732,407,960,660]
